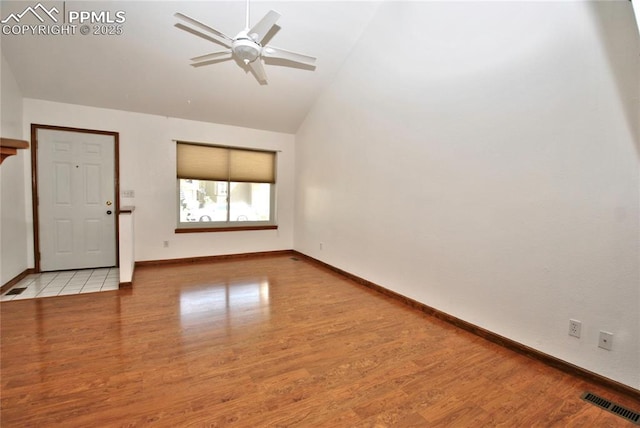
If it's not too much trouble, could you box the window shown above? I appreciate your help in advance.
[176,142,276,231]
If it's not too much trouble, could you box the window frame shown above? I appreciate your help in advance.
[175,142,278,233]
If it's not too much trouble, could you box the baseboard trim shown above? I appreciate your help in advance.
[1,268,35,294]
[135,250,294,268]
[293,251,640,401]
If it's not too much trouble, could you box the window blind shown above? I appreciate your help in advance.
[177,142,275,183]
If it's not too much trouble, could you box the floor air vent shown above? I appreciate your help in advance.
[5,288,26,295]
[290,257,299,261]
[581,392,640,425]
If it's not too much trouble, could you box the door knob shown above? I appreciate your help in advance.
[106,210,113,215]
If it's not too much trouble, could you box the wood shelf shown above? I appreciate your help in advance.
[0,137,29,164]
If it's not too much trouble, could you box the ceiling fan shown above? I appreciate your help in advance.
[175,0,317,84]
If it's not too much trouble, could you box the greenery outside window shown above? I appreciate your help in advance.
[176,142,276,231]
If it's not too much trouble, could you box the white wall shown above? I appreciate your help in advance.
[633,0,640,37]
[0,54,29,284]
[23,99,295,263]
[295,1,639,389]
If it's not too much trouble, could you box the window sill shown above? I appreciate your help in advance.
[175,225,278,233]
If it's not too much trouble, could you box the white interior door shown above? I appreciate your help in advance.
[37,129,116,271]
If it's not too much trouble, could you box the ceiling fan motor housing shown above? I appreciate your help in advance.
[232,37,261,64]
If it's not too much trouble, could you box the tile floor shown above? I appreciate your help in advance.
[1,268,119,301]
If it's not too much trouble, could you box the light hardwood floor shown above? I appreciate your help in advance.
[1,254,638,426]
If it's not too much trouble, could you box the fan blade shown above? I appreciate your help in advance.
[175,23,231,49]
[262,45,316,67]
[191,56,234,68]
[249,58,268,84]
[175,12,233,47]
[191,50,233,62]
[248,10,281,43]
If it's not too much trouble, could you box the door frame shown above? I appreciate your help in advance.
[31,124,120,273]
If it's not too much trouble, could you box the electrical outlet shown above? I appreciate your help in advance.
[598,331,613,350]
[163,241,169,248]
[319,242,323,250]
[569,319,581,338]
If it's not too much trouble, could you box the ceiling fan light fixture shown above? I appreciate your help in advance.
[232,38,261,64]
[175,3,316,83]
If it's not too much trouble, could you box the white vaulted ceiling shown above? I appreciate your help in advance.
[1,1,381,133]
